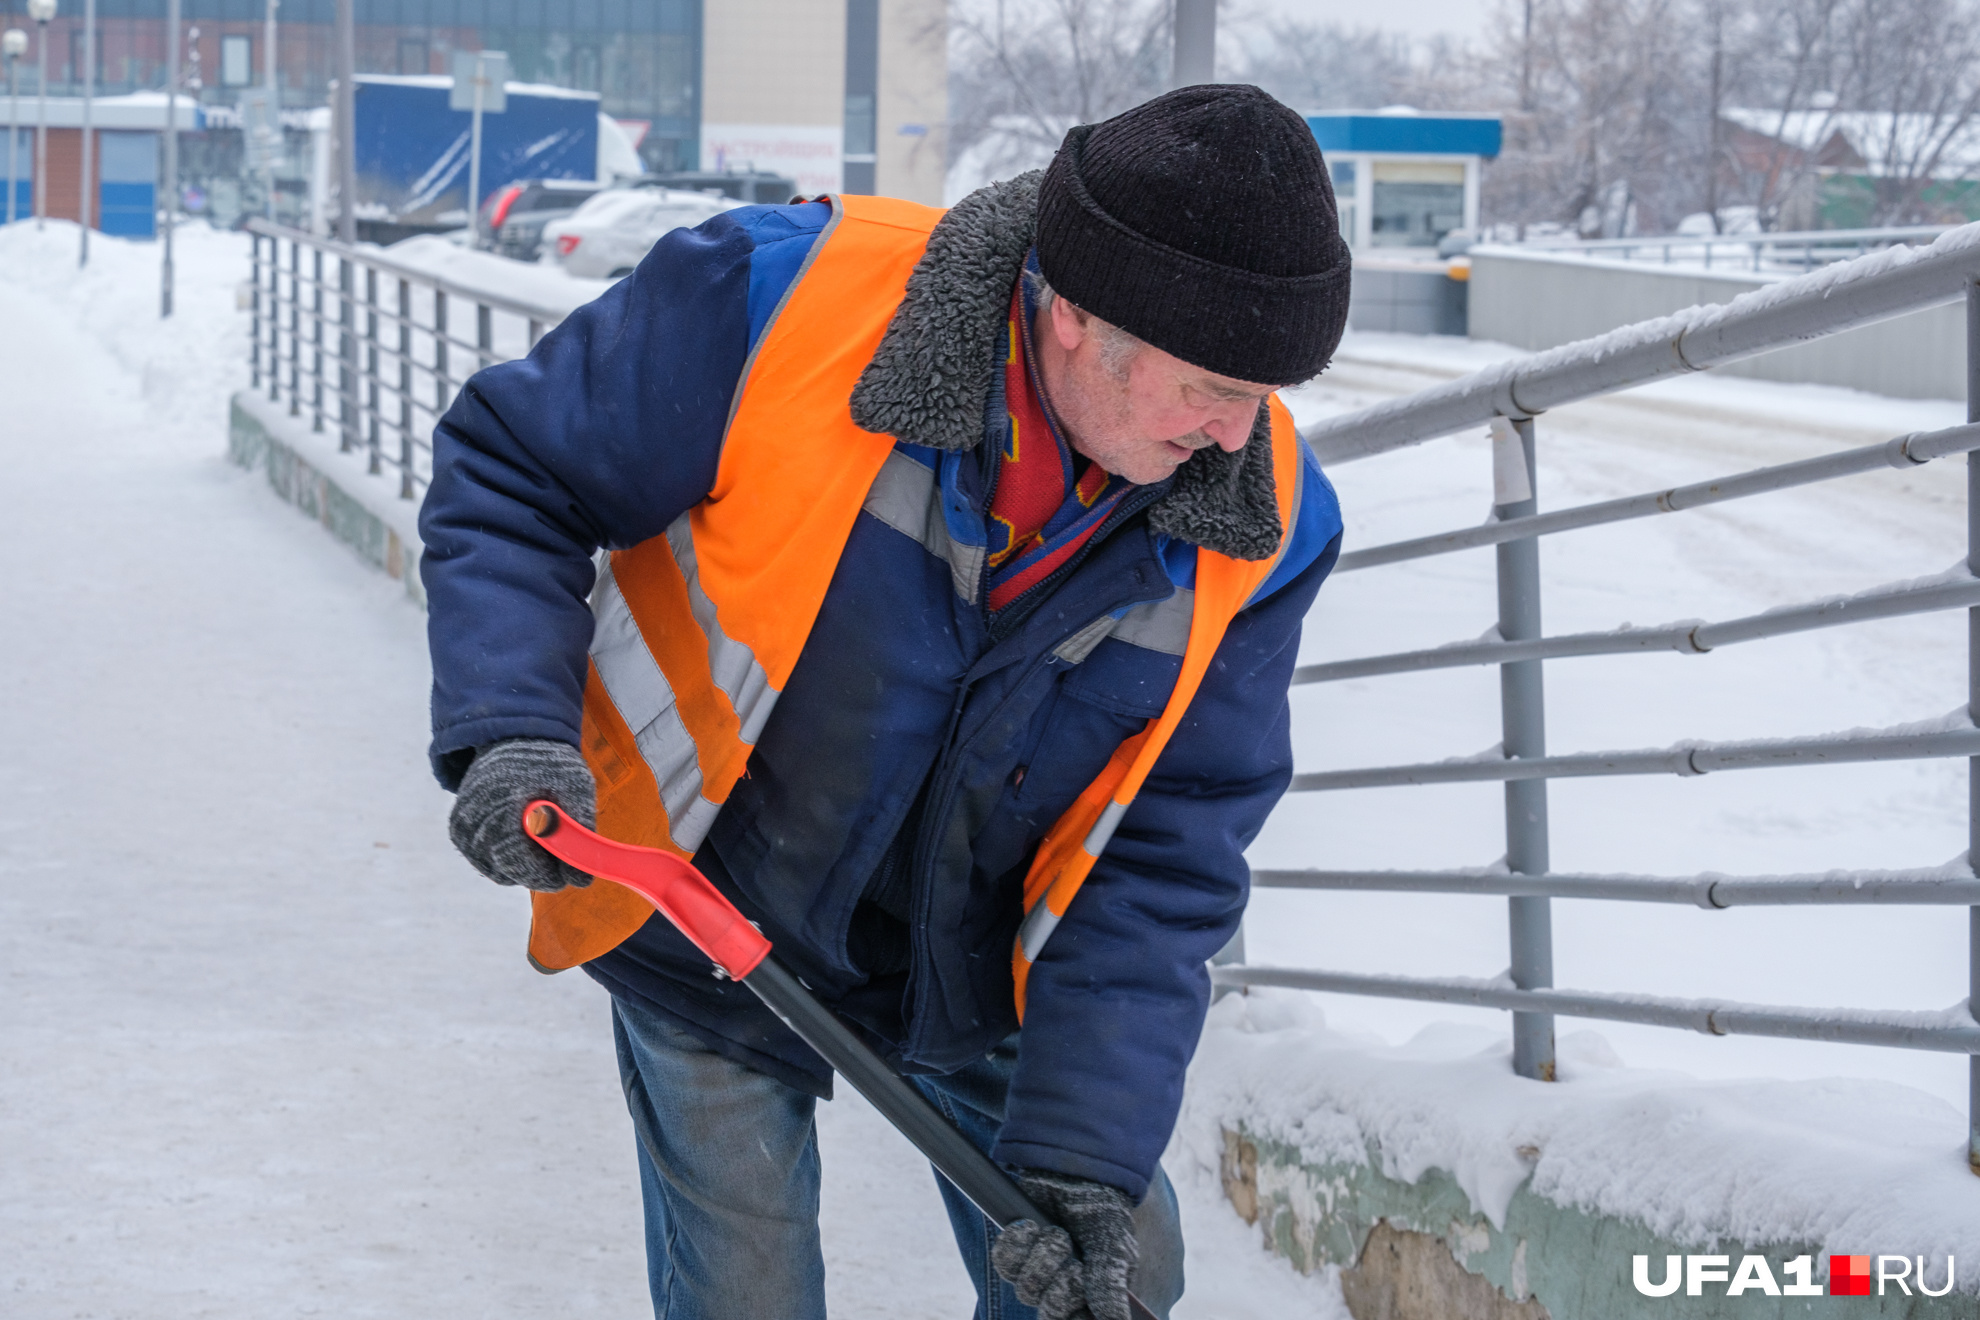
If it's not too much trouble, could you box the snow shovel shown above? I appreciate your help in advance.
[522,800,1162,1320]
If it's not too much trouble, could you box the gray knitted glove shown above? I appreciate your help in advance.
[448,738,597,891]
[991,1170,1139,1320]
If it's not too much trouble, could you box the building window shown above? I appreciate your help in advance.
[221,34,252,88]
[1369,161,1465,248]
[1330,159,1357,246]
[397,38,428,76]
[68,31,103,87]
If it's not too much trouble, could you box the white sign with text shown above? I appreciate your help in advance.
[700,123,842,196]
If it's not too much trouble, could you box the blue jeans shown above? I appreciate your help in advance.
[612,993,1185,1320]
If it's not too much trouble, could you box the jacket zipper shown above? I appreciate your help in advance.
[903,489,1174,1057]
[983,482,1166,642]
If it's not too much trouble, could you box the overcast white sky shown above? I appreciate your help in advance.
[1240,0,1492,43]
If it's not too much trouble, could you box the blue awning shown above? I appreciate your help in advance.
[1306,114,1502,159]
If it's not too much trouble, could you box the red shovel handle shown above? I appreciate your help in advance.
[522,801,772,980]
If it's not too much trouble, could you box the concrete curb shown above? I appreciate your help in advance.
[228,390,426,609]
[1221,1125,1964,1319]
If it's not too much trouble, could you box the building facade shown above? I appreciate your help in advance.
[0,0,945,202]
[699,0,941,202]
[2,0,700,170]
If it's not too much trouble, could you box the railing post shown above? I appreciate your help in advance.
[337,255,356,453]
[433,288,450,419]
[398,277,413,500]
[1966,279,1980,1174]
[1210,925,1245,1004]
[477,301,492,373]
[287,240,301,416]
[365,265,381,475]
[311,247,325,433]
[249,235,262,389]
[266,234,281,403]
[1495,415,1556,1081]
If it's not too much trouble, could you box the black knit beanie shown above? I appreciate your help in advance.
[1035,84,1352,386]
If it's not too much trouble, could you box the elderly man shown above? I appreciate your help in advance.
[423,84,1350,1320]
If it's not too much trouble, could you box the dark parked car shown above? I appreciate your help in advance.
[478,179,606,262]
[632,171,799,205]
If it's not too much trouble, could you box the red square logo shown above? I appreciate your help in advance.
[1831,1255,1872,1296]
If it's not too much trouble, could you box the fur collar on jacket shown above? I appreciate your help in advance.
[848,172,1285,562]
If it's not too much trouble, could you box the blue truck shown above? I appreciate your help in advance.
[354,74,599,236]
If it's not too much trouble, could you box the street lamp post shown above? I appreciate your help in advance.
[4,29,25,226]
[334,0,353,242]
[78,0,94,266]
[27,0,53,233]
[161,0,180,315]
[263,0,278,221]
[450,49,506,243]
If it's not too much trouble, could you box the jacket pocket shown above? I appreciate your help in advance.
[1012,678,1161,816]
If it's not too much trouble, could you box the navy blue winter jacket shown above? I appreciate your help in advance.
[421,176,1343,1200]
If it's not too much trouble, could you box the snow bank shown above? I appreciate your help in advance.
[0,220,251,446]
[377,232,612,316]
[1175,992,1980,1277]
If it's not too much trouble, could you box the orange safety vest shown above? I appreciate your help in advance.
[528,193,1303,1018]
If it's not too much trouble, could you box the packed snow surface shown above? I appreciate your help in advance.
[1177,993,1980,1265]
[5,220,1977,1315]
[0,221,1340,1316]
[377,232,613,316]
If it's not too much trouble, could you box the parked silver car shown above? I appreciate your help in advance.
[542,187,741,280]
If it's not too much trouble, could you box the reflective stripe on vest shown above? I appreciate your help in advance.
[525,194,1304,999]
[527,193,937,971]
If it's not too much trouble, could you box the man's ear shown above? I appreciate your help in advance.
[1046,294,1088,353]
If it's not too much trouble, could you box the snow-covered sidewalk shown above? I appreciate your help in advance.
[9,218,1979,1317]
[0,224,1338,1318]
[0,223,659,1315]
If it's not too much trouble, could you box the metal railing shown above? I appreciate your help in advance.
[1516,223,1952,273]
[245,211,1980,1167]
[246,218,567,500]
[1217,222,1980,1172]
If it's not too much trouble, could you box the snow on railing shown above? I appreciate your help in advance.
[1511,223,1953,275]
[1239,221,1980,1172]
[245,218,569,499]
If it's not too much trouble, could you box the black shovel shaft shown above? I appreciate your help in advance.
[741,959,1160,1320]
[518,801,1157,1316]
[744,959,1039,1226]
